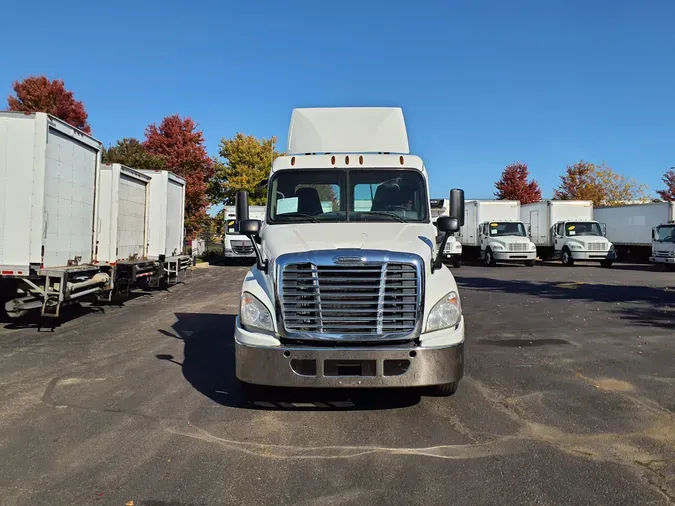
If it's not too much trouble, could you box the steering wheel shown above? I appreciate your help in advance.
[276,191,286,199]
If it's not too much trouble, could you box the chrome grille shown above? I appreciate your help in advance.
[507,243,528,252]
[587,242,607,251]
[278,253,422,341]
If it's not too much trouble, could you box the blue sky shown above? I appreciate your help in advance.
[2,0,674,212]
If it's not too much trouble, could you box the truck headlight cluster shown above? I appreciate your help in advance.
[240,291,274,332]
[530,243,536,250]
[426,291,461,332]
[492,244,505,250]
[569,244,582,250]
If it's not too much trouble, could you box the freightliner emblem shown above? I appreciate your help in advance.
[333,255,367,265]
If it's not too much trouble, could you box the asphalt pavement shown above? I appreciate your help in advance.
[0,262,673,505]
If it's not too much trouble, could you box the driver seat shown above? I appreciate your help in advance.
[296,187,324,216]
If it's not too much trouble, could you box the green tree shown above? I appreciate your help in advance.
[554,161,647,206]
[102,138,165,171]
[209,133,282,206]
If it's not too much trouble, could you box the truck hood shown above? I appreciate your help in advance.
[261,223,438,265]
[488,237,532,247]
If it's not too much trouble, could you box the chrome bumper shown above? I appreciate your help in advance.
[650,256,675,264]
[235,338,464,388]
[571,251,616,261]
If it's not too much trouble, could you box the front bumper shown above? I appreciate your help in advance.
[650,256,675,264]
[442,251,461,259]
[570,250,616,261]
[224,247,256,258]
[235,318,464,388]
[493,251,536,261]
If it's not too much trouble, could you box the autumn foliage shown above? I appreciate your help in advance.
[7,76,90,133]
[102,138,165,171]
[494,162,542,204]
[554,161,647,207]
[656,168,675,202]
[144,115,214,237]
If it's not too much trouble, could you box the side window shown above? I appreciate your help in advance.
[556,223,564,236]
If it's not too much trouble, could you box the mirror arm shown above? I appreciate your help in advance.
[432,232,450,273]
[245,232,268,273]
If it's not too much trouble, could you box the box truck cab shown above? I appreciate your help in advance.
[430,198,462,267]
[459,200,536,266]
[521,200,616,268]
[651,222,675,269]
[233,107,466,396]
[223,205,266,260]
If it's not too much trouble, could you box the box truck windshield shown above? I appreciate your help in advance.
[654,225,675,242]
[268,169,428,223]
[565,222,603,237]
[488,222,527,237]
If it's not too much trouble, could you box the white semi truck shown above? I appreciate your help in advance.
[430,198,462,267]
[459,200,537,266]
[223,205,266,261]
[521,200,616,267]
[594,202,675,267]
[0,112,190,318]
[234,107,466,396]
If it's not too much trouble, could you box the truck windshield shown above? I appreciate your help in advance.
[488,222,527,237]
[654,225,675,242]
[565,222,602,236]
[267,169,428,223]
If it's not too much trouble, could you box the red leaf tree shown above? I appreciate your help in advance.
[144,115,214,237]
[494,162,542,204]
[656,168,675,201]
[7,76,91,133]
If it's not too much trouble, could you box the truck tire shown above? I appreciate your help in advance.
[600,260,614,268]
[484,248,496,267]
[430,382,459,397]
[561,248,574,267]
[525,259,536,267]
[452,257,462,268]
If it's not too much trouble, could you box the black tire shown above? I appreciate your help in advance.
[561,247,575,267]
[452,258,462,268]
[600,260,614,268]
[525,259,536,267]
[430,382,459,397]
[484,248,496,267]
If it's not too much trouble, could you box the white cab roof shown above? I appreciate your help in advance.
[287,107,410,155]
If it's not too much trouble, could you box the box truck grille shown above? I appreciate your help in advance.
[587,242,607,251]
[507,243,528,252]
[279,260,421,341]
[231,241,254,255]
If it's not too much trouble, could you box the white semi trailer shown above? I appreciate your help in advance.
[458,200,536,266]
[233,107,466,396]
[521,200,616,267]
[430,198,462,267]
[0,113,191,318]
[223,205,266,261]
[594,202,675,267]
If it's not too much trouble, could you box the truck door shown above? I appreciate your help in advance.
[529,210,539,243]
[554,223,564,252]
[479,223,487,253]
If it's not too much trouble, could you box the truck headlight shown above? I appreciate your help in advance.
[426,291,461,332]
[609,244,615,251]
[570,244,581,250]
[240,292,274,332]
[492,244,504,250]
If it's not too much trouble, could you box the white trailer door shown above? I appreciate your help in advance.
[43,128,97,267]
[529,210,540,244]
[165,180,183,256]
[117,174,147,260]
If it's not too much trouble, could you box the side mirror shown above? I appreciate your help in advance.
[600,223,607,236]
[235,190,249,223]
[437,216,459,233]
[449,189,465,226]
[652,228,657,240]
[239,219,261,236]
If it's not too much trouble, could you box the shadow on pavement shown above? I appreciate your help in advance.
[455,276,675,330]
[167,312,421,411]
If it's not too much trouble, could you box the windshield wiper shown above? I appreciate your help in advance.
[275,213,321,223]
[359,211,408,223]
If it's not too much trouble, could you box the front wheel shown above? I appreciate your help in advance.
[484,249,496,267]
[600,260,614,268]
[429,382,459,397]
[452,257,462,268]
[525,259,536,267]
[561,248,575,267]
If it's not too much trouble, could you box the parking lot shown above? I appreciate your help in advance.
[0,262,673,505]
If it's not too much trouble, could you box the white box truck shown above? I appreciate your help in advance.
[430,198,462,267]
[459,200,537,266]
[521,200,616,267]
[223,205,266,261]
[651,219,675,269]
[233,107,466,396]
[594,202,675,266]
[138,169,190,283]
[0,112,112,317]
